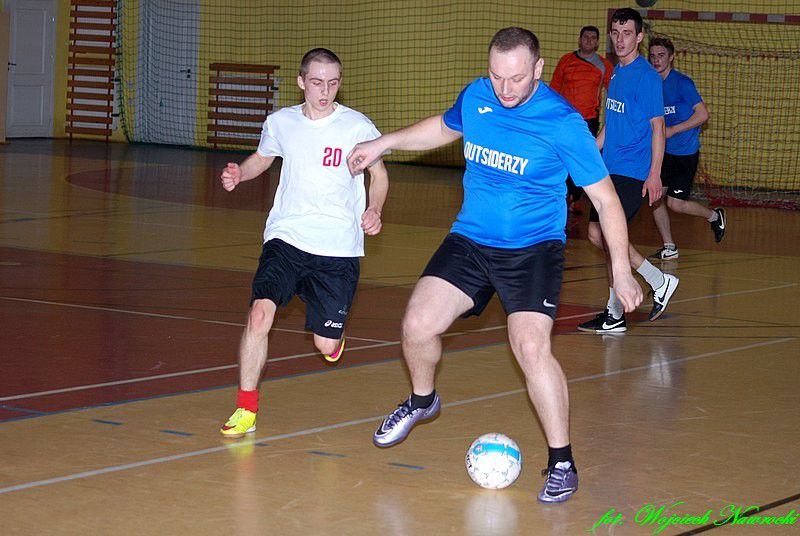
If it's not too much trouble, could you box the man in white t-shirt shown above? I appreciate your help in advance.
[218,48,389,438]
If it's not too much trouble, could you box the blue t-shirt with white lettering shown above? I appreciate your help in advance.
[603,55,664,180]
[663,69,703,155]
[443,78,608,248]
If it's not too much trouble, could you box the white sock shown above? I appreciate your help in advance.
[664,242,676,250]
[607,287,624,319]
[637,260,665,291]
[707,211,719,223]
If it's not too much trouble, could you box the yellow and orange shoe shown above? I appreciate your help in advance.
[220,407,256,438]
[323,336,346,363]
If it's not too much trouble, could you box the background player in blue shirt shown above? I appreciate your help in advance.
[347,27,642,504]
[580,8,679,334]
[647,37,726,261]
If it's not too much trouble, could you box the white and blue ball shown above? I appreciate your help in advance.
[465,433,522,489]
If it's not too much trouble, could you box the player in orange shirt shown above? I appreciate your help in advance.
[551,26,614,212]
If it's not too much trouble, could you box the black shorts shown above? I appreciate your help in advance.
[589,174,644,223]
[586,117,600,137]
[662,152,699,200]
[566,118,601,197]
[421,233,564,319]
[251,239,359,339]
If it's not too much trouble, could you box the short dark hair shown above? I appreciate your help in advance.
[610,8,644,34]
[649,36,675,55]
[580,26,600,38]
[299,48,341,77]
[489,27,540,59]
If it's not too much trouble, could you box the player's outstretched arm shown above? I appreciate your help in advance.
[220,152,275,192]
[347,115,461,175]
[584,177,644,312]
[643,116,666,205]
[361,158,389,236]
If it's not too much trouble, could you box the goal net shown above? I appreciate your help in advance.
[641,9,800,209]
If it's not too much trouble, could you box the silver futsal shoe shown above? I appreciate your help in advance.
[538,461,579,503]
[373,394,441,448]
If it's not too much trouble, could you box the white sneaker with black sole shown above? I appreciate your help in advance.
[649,273,679,321]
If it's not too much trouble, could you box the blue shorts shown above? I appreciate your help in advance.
[421,233,564,319]
[251,239,359,339]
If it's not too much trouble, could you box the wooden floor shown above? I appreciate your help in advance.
[1,139,799,535]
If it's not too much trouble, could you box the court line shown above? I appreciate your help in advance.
[0,340,399,403]
[0,336,792,495]
[2,282,794,403]
[0,296,390,344]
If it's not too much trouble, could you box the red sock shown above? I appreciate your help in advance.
[236,389,259,413]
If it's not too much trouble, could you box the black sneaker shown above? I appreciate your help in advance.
[710,207,726,243]
[577,309,626,333]
[648,246,679,260]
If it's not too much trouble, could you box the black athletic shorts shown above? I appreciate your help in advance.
[589,174,644,223]
[421,233,564,319]
[662,152,699,200]
[251,239,359,339]
[566,117,601,199]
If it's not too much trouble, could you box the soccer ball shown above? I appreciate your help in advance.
[465,433,522,489]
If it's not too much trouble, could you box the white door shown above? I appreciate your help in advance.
[136,0,199,145]
[5,0,56,137]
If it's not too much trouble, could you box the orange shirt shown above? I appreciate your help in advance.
[550,52,613,120]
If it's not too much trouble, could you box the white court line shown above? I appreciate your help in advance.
[0,340,398,403]
[679,271,795,286]
[3,282,795,403]
[0,296,389,343]
[0,336,792,495]
[666,282,797,306]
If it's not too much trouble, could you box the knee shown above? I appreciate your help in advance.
[667,197,685,213]
[314,338,339,355]
[246,302,274,335]
[402,308,442,343]
[587,223,604,250]
[512,339,551,372]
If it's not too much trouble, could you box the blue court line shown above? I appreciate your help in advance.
[92,419,123,426]
[388,462,426,471]
[0,405,49,415]
[308,450,346,458]
[159,429,194,437]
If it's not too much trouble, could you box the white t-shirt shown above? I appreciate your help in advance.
[256,103,381,257]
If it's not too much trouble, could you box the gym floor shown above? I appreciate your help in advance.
[1,139,798,535]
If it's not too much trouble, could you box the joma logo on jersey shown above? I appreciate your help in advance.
[664,105,676,115]
[606,98,625,113]
[322,147,343,167]
[324,320,343,328]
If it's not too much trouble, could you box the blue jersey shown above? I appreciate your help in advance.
[443,78,608,248]
[603,55,664,180]
[663,69,703,155]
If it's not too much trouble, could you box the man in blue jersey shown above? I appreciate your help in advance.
[579,8,680,334]
[647,37,726,261]
[347,27,642,504]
